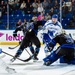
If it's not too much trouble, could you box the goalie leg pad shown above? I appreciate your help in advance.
[60,57,75,64]
[43,51,60,64]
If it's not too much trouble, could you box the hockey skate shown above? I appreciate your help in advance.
[33,52,39,62]
[6,67,16,74]
[33,56,39,62]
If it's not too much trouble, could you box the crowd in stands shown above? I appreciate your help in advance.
[0,0,75,29]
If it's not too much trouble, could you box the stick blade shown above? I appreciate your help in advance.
[23,55,34,62]
[8,47,14,49]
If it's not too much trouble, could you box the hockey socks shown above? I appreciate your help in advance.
[29,46,34,54]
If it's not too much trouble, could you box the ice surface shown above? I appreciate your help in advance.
[0,45,75,75]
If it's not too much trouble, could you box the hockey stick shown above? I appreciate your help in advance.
[2,50,34,62]
[8,41,33,57]
[8,44,20,49]
[9,45,32,57]
[24,48,32,56]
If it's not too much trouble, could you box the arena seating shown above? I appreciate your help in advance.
[0,0,74,29]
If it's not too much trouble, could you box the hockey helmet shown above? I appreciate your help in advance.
[52,14,58,19]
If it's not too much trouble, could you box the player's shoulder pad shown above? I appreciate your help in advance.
[57,21,62,28]
[44,20,52,26]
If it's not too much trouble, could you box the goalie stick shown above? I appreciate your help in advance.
[2,50,34,62]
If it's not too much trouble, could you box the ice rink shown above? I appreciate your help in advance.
[0,45,75,75]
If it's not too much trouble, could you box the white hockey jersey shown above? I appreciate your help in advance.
[43,20,63,39]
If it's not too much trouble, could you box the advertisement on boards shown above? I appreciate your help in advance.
[0,30,24,42]
[0,30,75,45]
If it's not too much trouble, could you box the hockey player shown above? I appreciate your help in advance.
[0,48,16,73]
[43,14,62,55]
[10,20,43,62]
[43,14,75,66]
[16,21,35,61]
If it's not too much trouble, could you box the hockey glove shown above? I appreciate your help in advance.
[13,32,17,37]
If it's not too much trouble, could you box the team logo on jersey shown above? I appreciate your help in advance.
[0,32,4,37]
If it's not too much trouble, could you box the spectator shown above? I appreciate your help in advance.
[22,19,27,25]
[8,0,15,11]
[64,0,72,7]
[0,9,2,19]
[16,19,22,27]
[2,4,7,15]
[47,0,53,9]
[37,0,42,7]
[20,1,26,9]
[49,7,54,17]
[0,1,7,15]
[32,0,38,15]
[42,0,48,10]
[14,0,20,10]
[20,1,27,13]
[45,13,51,21]
[37,5,44,13]
[63,0,72,11]
[37,1,44,14]
[53,0,59,9]
[67,19,75,29]
[26,0,33,14]
[37,12,45,21]
[69,2,72,12]
[64,0,72,12]
[62,3,69,17]
[32,15,37,21]
[53,6,59,14]
[72,0,75,5]
[15,0,20,3]
[72,0,75,15]
[8,0,14,5]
